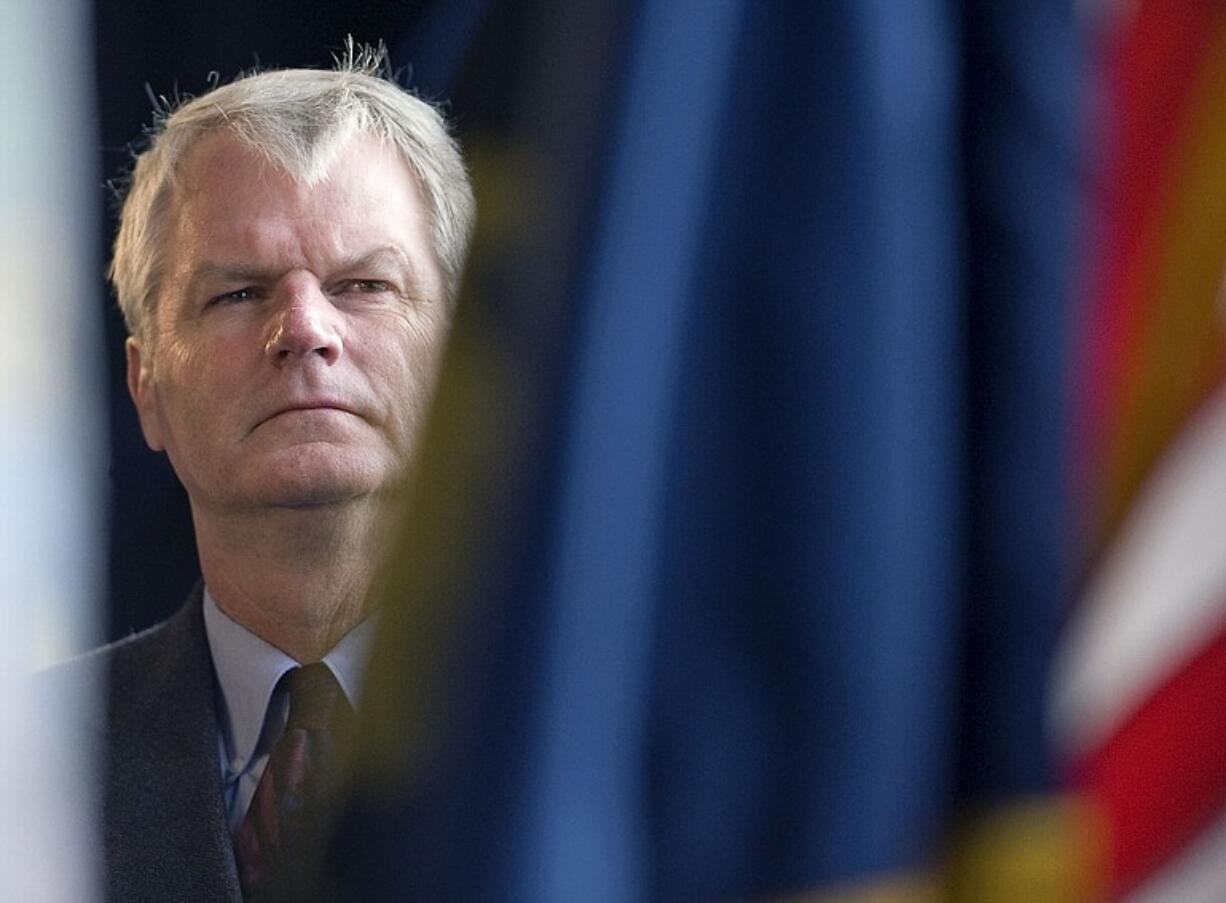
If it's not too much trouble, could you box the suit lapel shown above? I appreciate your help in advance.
[105,588,242,903]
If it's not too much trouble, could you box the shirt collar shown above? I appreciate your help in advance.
[202,589,377,778]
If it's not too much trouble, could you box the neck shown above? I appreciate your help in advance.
[192,497,395,662]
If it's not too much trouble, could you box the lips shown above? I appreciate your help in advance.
[253,399,359,431]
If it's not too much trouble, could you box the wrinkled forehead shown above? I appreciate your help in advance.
[166,128,408,232]
[170,129,323,207]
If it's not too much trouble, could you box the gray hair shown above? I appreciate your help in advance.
[109,45,475,343]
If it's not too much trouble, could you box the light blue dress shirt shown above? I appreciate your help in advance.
[202,590,376,831]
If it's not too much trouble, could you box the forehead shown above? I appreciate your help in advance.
[164,130,437,277]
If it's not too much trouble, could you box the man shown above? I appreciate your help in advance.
[52,50,474,902]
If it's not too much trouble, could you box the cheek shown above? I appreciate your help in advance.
[154,349,235,432]
[156,335,214,389]
[409,307,450,366]
[362,327,447,435]
[371,309,448,377]
[376,348,437,414]
[404,321,450,400]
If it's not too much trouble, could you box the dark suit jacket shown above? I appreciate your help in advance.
[48,587,242,902]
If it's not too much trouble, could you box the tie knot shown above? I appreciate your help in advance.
[284,663,346,731]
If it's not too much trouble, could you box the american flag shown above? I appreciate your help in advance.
[1054,2,1226,899]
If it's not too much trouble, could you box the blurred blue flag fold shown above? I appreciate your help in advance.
[334,0,1086,899]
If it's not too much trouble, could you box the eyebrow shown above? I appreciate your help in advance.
[333,245,428,287]
[185,262,275,294]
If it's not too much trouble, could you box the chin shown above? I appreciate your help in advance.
[241,446,397,509]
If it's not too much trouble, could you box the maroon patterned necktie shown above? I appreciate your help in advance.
[234,663,353,902]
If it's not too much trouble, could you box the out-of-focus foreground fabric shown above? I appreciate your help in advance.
[0,0,104,899]
[326,1,1093,900]
[1054,1,1226,900]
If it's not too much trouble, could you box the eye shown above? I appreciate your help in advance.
[208,286,261,306]
[338,279,394,295]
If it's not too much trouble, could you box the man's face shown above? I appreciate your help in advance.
[127,132,449,516]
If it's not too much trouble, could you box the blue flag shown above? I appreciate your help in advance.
[333,1,1088,899]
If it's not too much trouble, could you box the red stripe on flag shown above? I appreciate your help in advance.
[1072,612,1226,897]
[1079,0,1221,533]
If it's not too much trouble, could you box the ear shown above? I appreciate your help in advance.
[126,337,165,452]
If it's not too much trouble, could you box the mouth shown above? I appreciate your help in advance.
[253,401,358,431]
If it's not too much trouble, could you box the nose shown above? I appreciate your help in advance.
[263,277,343,366]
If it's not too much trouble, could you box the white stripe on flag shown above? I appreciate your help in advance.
[1051,382,1226,755]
